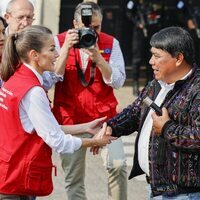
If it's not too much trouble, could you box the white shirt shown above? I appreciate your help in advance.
[138,81,174,176]
[54,36,126,89]
[19,64,82,154]
[42,71,63,90]
[138,70,192,176]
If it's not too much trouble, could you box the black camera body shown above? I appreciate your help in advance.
[74,5,97,49]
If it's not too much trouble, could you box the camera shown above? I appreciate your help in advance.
[74,5,97,49]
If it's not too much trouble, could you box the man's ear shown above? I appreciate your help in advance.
[73,19,84,29]
[73,19,78,28]
[4,13,10,24]
[176,53,184,66]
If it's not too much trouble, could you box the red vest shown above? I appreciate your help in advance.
[0,64,53,196]
[53,32,118,125]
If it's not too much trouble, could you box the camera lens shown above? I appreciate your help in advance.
[78,28,97,48]
[80,32,96,48]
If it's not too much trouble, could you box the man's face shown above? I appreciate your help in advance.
[149,47,179,84]
[5,0,34,34]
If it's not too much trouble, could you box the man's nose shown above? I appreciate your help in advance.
[21,19,29,27]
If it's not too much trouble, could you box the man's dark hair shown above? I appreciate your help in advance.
[150,26,195,66]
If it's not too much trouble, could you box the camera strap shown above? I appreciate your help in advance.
[74,48,96,87]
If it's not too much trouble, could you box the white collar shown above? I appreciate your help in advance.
[158,69,193,90]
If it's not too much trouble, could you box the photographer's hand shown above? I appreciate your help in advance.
[54,29,79,76]
[64,29,79,50]
[83,46,112,82]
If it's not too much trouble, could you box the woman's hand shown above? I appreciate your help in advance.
[85,116,107,135]
[90,124,116,155]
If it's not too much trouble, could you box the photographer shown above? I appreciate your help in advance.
[53,2,127,200]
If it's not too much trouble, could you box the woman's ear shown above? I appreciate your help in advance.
[28,49,39,62]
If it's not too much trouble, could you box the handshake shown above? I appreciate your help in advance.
[82,117,116,155]
[90,122,116,155]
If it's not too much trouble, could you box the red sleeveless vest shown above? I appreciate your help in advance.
[53,32,118,125]
[0,64,53,196]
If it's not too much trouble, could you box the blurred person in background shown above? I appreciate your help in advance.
[3,0,71,91]
[126,0,162,95]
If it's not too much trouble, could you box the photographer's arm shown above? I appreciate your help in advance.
[54,29,79,76]
[92,46,112,82]
[83,46,112,81]
[107,39,126,89]
[83,39,125,89]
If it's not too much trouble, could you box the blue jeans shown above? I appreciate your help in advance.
[147,185,200,200]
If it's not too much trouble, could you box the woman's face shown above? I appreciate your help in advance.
[34,36,59,74]
[0,20,6,58]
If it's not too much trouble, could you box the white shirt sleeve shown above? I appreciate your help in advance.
[42,71,63,91]
[20,86,82,154]
[104,38,126,89]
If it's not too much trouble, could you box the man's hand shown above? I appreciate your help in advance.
[82,45,112,82]
[54,29,79,76]
[151,107,170,135]
[82,45,104,65]
[90,125,115,155]
[64,29,79,50]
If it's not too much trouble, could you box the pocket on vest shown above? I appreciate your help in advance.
[25,162,53,195]
[0,147,12,181]
[95,102,117,118]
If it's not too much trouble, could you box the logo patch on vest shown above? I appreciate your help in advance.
[99,48,111,54]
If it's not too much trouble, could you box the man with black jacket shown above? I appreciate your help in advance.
[96,26,200,199]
